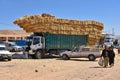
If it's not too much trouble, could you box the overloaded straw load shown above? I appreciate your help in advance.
[13,13,104,45]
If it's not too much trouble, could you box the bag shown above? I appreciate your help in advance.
[98,57,104,66]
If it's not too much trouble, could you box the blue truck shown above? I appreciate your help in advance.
[11,40,26,48]
[25,32,88,59]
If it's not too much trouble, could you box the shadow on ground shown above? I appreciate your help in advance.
[90,66,111,68]
[56,58,98,62]
[12,53,27,59]
[12,53,60,59]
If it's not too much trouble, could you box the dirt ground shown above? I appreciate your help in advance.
[0,54,120,80]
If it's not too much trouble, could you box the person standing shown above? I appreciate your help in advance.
[108,47,115,67]
[101,46,109,67]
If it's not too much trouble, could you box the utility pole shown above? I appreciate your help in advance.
[112,28,115,35]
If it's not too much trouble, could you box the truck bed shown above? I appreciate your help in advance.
[45,33,88,50]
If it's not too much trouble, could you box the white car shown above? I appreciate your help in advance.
[0,45,12,61]
[60,47,101,61]
[11,45,23,52]
[5,42,23,52]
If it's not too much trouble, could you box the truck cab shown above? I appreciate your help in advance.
[24,33,47,59]
[25,35,43,52]
[31,36,44,51]
[102,33,115,47]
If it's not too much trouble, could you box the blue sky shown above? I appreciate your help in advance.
[0,0,120,35]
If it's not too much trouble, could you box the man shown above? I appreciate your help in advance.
[101,46,109,67]
[108,46,115,67]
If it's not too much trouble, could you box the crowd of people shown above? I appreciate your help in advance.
[101,46,115,68]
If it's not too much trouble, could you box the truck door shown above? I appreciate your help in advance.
[31,36,42,50]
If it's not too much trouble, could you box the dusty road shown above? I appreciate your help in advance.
[0,54,120,80]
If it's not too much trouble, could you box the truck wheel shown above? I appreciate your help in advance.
[88,55,95,61]
[35,50,43,59]
[62,54,69,60]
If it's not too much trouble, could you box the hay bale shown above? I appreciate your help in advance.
[13,13,104,45]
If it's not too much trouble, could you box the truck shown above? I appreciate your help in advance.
[24,32,88,59]
[102,33,116,47]
[11,40,26,48]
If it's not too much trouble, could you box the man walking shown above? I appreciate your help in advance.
[108,47,115,67]
[101,46,109,67]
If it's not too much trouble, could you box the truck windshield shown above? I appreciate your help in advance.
[105,38,113,42]
[33,37,40,45]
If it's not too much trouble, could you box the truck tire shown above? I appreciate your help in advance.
[35,50,43,59]
[62,54,69,60]
[88,55,95,61]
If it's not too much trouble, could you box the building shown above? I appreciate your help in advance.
[0,30,31,42]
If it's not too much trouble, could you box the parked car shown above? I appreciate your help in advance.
[0,45,12,61]
[60,46,101,61]
[5,42,23,52]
